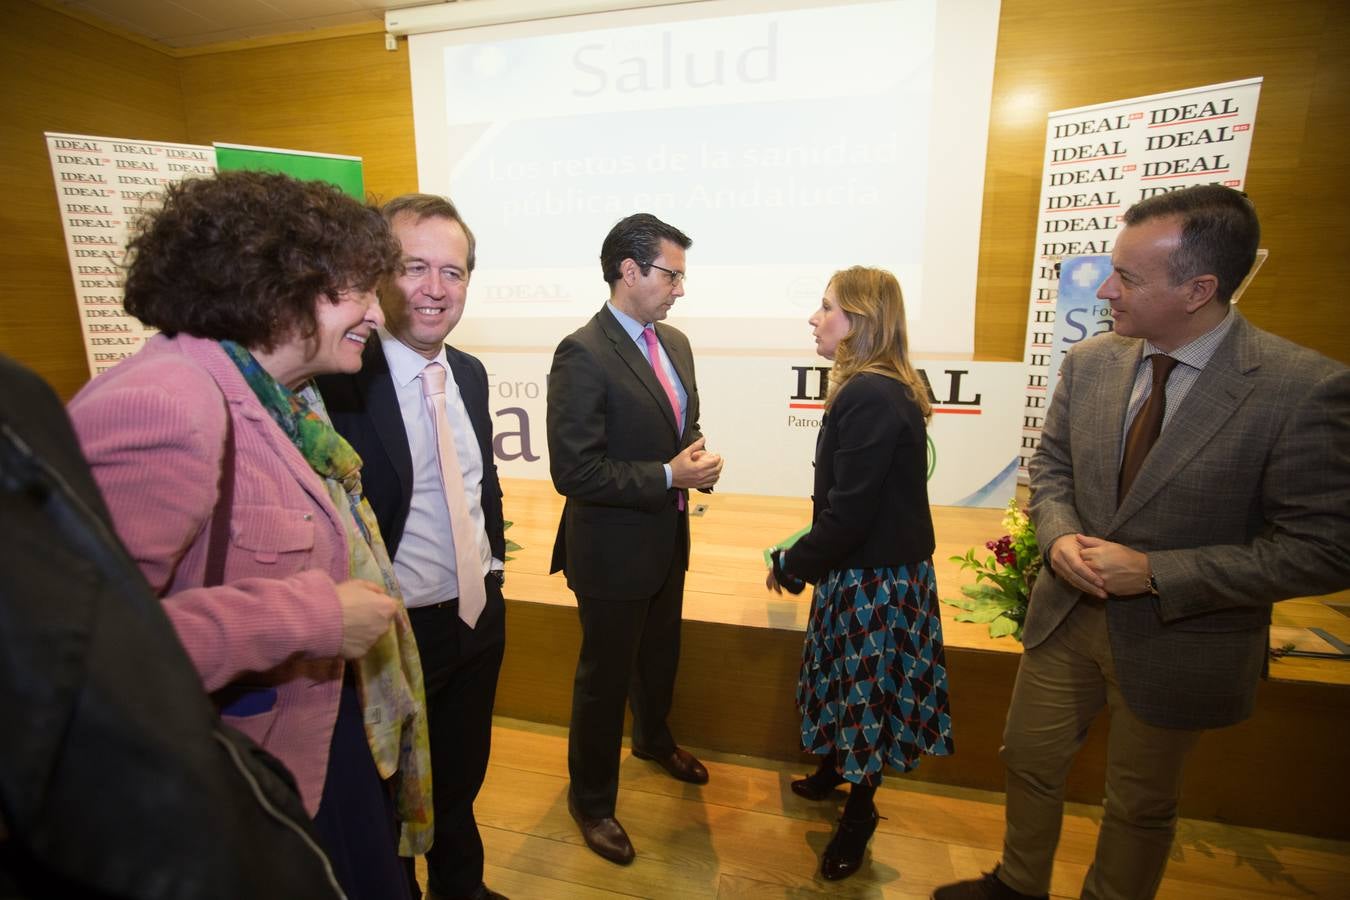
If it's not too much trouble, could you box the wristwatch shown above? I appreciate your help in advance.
[1145,572,1159,596]
[488,569,505,588]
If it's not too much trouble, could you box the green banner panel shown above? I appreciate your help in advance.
[214,143,364,199]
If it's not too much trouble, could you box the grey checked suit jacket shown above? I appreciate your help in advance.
[1026,311,1350,730]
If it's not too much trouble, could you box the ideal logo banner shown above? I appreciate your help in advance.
[1016,77,1263,479]
[474,350,1023,508]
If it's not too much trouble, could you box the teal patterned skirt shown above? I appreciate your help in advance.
[796,561,954,786]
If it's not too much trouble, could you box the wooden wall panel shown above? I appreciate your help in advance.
[176,33,417,204]
[1,1,185,399]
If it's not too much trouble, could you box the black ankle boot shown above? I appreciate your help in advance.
[820,809,880,881]
[790,768,844,801]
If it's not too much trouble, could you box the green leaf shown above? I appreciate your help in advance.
[960,584,1012,605]
[502,520,522,563]
[960,604,1008,623]
[988,615,1019,638]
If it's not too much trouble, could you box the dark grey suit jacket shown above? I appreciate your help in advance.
[546,305,701,600]
[1027,311,1350,729]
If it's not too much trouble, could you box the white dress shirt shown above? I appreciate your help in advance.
[380,330,494,608]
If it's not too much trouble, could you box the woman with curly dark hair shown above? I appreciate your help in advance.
[69,170,430,900]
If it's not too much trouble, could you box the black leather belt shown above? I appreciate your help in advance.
[407,597,458,613]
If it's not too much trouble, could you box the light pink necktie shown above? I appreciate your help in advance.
[642,326,685,511]
[420,363,486,627]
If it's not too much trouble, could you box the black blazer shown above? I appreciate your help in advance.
[315,338,505,564]
[546,306,702,600]
[784,372,935,583]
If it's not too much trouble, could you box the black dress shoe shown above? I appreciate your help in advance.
[426,886,508,900]
[567,792,636,865]
[930,866,1048,899]
[820,809,879,881]
[790,771,844,801]
[632,745,709,784]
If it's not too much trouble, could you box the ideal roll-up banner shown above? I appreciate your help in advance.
[1015,77,1263,479]
[46,132,217,377]
[47,133,366,378]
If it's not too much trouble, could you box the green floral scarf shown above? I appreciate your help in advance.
[221,340,433,856]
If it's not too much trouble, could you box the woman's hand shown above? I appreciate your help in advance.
[336,579,397,659]
[766,549,806,595]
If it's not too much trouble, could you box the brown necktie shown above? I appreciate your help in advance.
[420,363,487,627]
[1118,354,1179,504]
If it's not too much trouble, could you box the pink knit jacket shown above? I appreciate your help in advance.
[68,334,347,814]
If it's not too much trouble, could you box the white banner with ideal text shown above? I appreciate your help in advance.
[471,349,1023,508]
[1016,77,1263,478]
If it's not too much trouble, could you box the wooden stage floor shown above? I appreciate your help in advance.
[495,478,1350,839]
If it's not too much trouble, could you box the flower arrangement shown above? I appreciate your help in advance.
[943,500,1041,640]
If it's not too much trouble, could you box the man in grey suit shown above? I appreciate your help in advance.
[547,213,723,865]
[935,185,1350,900]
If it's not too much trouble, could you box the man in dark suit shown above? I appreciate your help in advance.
[934,187,1350,900]
[317,195,506,900]
[546,213,724,865]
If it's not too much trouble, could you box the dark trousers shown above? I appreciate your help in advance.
[313,675,412,900]
[404,578,506,899]
[568,548,686,819]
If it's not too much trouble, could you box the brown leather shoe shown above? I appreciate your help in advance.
[632,745,709,784]
[567,792,636,865]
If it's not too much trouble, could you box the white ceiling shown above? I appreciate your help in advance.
[54,0,442,48]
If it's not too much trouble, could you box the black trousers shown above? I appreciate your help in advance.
[313,675,411,900]
[404,577,506,899]
[568,547,686,819]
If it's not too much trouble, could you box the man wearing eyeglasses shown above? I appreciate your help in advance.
[547,213,724,865]
[318,194,507,900]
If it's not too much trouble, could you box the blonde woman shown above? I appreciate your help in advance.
[767,266,954,881]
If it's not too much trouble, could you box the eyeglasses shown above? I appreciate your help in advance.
[643,262,686,287]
